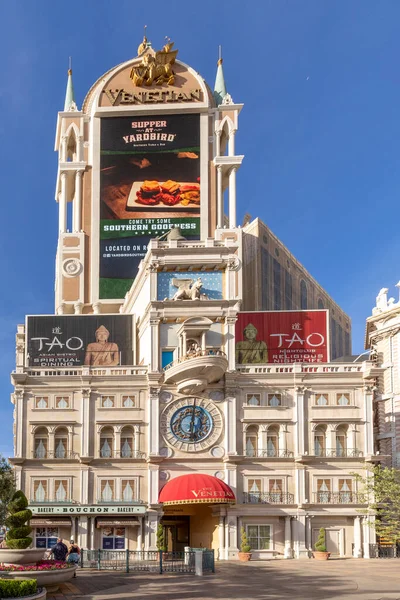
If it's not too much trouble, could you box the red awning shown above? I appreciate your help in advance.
[159,473,236,505]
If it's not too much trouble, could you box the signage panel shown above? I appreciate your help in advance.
[235,310,329,364]
[100,114,201,299]
[26,315,134,367]
[29,505,146,515]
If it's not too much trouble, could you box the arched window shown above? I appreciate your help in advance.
[335,425,348,457]
[66,127,77,162]
[34,427,48,459]
[100,427,114,458]
[120,426,134,458]
[300,280,308,310]
[54,427,68,459]
[314,425,326,457]
[267,425,279,457]
[317,298,324,310]
[245,425,259,457]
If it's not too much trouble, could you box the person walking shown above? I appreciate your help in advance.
[50,538,68,562]
[67,539,80,577]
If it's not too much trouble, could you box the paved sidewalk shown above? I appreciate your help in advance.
[47,560,400,600]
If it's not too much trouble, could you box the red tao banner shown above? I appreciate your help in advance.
[235,310,329,364]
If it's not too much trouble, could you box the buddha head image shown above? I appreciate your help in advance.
[244,323,258,341]
[235,321,269,365]
[84,324,120,367]
[95,325,110,343]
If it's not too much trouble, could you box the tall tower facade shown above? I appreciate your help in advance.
[10,39,379,560]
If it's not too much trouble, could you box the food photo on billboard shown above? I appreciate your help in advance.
[26,315,134,367]
[99,114,201,299]
[235,310,329,364]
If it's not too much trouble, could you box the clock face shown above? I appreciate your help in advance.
[160,397,223,453]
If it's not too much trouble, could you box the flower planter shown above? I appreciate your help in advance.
[0,549,45,565]
[312,551,331,561]
[1,566,76,593]
[238,552,252,562]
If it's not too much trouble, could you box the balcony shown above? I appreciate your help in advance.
[313,492,365,504]
[31,451,80,460]
[96,498,145,505]
[243,492,295,504]
[312,449,363,458]
[29,499,77,505]
[98,451,146,460]
[163,350,228,394]
[245,449,294,458]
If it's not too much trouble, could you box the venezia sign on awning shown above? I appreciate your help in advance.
[29,505,146,515]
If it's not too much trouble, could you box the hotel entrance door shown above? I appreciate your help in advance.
[162,516,190,552]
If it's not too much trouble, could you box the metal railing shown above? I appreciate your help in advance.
[236,363,367,375]
[243,492,295,504]
[96,499,144,505]
[245,449,294,458]
[369,544,400,558]
[313,449,363,458]
[312,492,365,504]
[80,549,215,574]
[98,450,146,460]
[29,499,77,504]
[22,367,148,377]
[163,349,227,371]
[31,451,80,460]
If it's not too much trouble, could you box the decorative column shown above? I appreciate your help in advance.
[48,427,55,457]
[227,516,238,559]
[89,518,95,550]
[284,517,292,558]
[218,516,225,560]
[353,516,362,558]
[145,511,159,551]
[328,424,336,455]
[149,388,160,456]
[294,386,306,456]
[114,426,121,458]
[225,316,237,371]
[80,468,89,504]
[67,426,73,458]
[363,385,375,455]
[59,172,67,233]
[81,389,91,458]
[14,390,24,458]
[150,317,160,372]
[224,389,237,455]
[295,465,306,505]
[228,167,237,228]
[228,130,236,156]
[216,165,223,228]
[148,465,159,505]
[73,170,83,232]
[78,516,88,550]
[137,516,143,550]
[133,425,140,455]
[349,424,357,454]
[92,302,101,315]
[362,516,371,558]
[295,513,308,559]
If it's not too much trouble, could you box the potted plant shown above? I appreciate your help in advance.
[238,527,252,562]
[156,523,168,558]
[0,491,45,564]
[312,528,331,560]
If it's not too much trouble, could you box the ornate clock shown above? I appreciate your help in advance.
[160,397,223,453]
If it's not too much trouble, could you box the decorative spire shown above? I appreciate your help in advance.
[64,58,77,111]
[214,45,227,106]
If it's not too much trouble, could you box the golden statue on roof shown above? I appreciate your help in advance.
[131,35,178,87]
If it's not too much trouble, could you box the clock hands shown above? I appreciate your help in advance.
[189,399,197,440]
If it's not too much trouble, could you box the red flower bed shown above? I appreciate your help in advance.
[0,560,74,571]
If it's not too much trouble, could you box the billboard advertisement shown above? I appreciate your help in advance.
[100,114,201,299]
[26,315,134,367]
[235,310,329,364]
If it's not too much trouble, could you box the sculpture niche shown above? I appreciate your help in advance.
[171,278,204,301]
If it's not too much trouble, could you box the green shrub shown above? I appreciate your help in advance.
[240,527,251,553]
[156,523,167,552]
[0,579,37,598]
[7,526,32,540]
[4,491,32,550]
[315,528,327,552]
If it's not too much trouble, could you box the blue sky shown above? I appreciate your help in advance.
[1,0,400,456]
